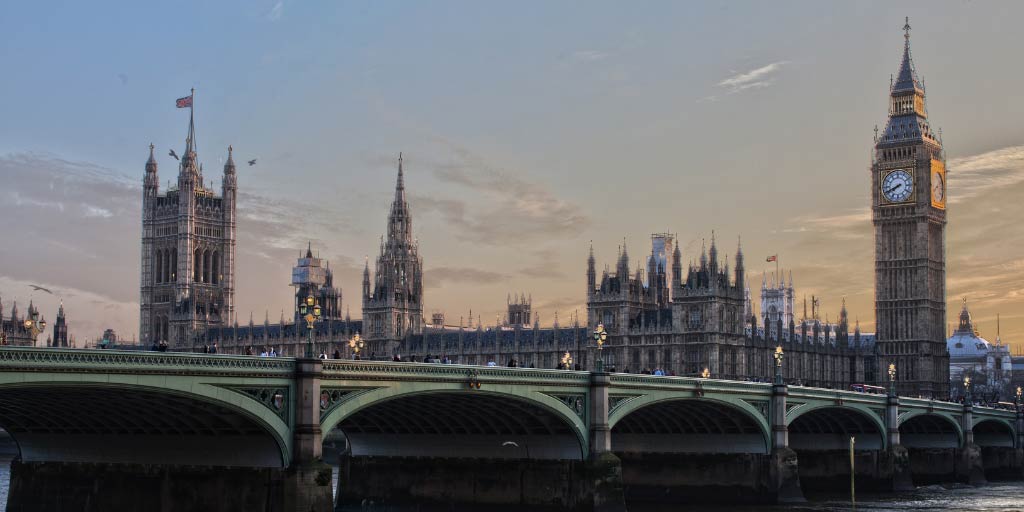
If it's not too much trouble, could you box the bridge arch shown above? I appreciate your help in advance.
[321,385,588,459]
[898,412,962,449]
[788,405,885,450]
[609,396,770,454]
[0,379,292,467]
[973,418,1015,448]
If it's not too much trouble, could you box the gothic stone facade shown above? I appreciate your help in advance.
[139,111,236,348]
[362,155,424,357]
[872,22,950,398]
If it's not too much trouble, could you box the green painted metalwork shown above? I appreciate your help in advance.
[0,347,1020,466]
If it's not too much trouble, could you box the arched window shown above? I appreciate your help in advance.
[203,249,211,284]
[194,249,202,282]
[212,251,220,284]
[155,249,163,283]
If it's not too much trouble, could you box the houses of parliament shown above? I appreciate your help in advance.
[151,22,950,396]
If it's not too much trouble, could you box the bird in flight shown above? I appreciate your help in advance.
[248,158,257,166]
[29,285,53,294]
[169,149,179,161]
[501,441,519,448]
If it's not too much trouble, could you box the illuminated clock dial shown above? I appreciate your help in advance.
[932,171,944,203]
[882,169,913,203]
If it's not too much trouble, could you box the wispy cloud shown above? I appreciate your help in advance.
[716,61,789,94]
[424,266,507,289]
[411,143,590,244]
[267,1,284,21]
[571,50,612,63]
[948,145,1024,204]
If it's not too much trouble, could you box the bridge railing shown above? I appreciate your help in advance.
[321,359,592,386]
[0,347,296,377]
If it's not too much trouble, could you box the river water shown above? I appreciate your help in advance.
[0,462,1021,512]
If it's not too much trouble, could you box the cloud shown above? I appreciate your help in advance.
[519,248,565,279]
[785,208,871,240]
[947,145,1024,204]
[411,145,590,244]
[717,61,789,94]
[424,267,507,289]
[571,50,612,63]
[267,1,284,21]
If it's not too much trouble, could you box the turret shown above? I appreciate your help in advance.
[362,257,371,302]
[617,240,630,277]
[144,143,159,196]
[734,237,745,290]
[586,243,596,299]
[708,232,718,274]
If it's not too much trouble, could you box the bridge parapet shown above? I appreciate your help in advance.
[0,347,296,377]
[321,360,590,387]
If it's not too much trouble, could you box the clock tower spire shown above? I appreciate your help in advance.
[871,18,948,398]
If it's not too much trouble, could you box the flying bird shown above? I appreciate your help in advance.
[169,149,179,161]
[29,285,53,295]
[248,158,257,166]
[501,441,519,448]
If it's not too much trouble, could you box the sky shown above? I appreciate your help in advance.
[2,1,1024,349]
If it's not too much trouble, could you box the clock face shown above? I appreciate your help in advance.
[931,171,944,203]
[882,169,913,203]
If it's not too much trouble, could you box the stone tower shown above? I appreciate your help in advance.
[872,19,949,398]
[362,154,424,356]
[139,99,236,348]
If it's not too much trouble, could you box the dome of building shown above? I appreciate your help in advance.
[946,299,992,358]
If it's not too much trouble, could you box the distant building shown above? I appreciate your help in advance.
[947,299,1012,395]
[49,301,68,347]
[0,298,45,347]
[506,294,532,328]
[291,243,342,324]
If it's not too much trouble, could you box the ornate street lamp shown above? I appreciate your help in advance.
[888,363,897,397]
[593,323,607,372]
[23,314,46,344]
[1016,386,1022,414]
[701,367,710,379]
[963,375,972,403]
[561,351,573,370]
[298,294,321,358]
[773,346,784,385]
[348,333,364,360]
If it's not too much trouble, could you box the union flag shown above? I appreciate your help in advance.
[766,255,777,262]
[176,95,193,108]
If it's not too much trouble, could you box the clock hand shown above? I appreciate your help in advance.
[885,183,903,194]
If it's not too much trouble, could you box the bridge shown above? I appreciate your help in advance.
[0,348,1021,511]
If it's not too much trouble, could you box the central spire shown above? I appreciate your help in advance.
[893,17,923,94]
[387,152,412,245]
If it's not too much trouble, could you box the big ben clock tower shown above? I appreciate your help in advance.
[872,18,949,398]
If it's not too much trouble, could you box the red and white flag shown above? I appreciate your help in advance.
[176,95,193,108]
[766,255,777,262]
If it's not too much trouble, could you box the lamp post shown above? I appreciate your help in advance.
[348,333,364,360]
[701,367,710,379]
[888,363,897,397]
[23,314,46,345]
[963,375,972,404]
[1016,386,1022,411]
[773,345,784,385]
[593,323,607,372]
[561,351,573,370]
[298,294,321,358]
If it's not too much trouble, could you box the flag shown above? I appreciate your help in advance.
[766,255,777,262]
[176,95,193,108]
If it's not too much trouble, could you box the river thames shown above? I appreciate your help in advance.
[0,456,1020,512]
